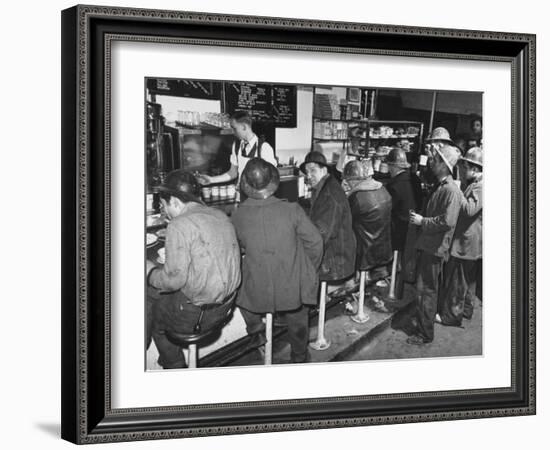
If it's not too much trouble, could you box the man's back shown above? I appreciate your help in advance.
[152,203,241,304]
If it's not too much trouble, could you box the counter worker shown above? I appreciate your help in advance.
[145,170,241,369]
[231,158,323,363]
[438,147,483,326]
[407,144,462,345]
[195,111,278,198]
[300,151,356,283]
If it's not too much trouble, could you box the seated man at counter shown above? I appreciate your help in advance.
[300,151,356,284]
[343,159,393,295]
[195,111,277,190]
[231,158,323,363]
[145,170,241,369]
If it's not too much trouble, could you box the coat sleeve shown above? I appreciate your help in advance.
[460,182,483,217]
[312,192,342,245]
[295,204,323,269]
[149,221,191,292]
[420,188,461,234]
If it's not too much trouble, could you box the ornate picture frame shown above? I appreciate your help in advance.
[61,5,536,444]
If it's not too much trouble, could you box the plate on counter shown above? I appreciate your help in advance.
[146,233,158,247]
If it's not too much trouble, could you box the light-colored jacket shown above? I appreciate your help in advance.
[149,203,241,304]
[451,176,483,260]
[415,175,462,260]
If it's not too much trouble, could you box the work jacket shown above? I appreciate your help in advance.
[385,170,422,251]
[415,175,462,260]
[348,179,393,271]
[451,176,483,260]
[310,174,356,281]
[149,203,241,304]
[231,196,323,313]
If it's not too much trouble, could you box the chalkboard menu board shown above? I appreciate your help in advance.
[271,85,297,128]
[225,82,297,128]
[146,78,297,128]
[146,78,222,100]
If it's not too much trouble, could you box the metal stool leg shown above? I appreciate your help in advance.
[351,271,370,323]
[309,281,331,350]
[388,250,399,300]
[265,313,273,365]
[188,343,197,369]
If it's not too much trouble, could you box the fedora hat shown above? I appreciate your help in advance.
[240,158,280,200]
[299,151,330,174]
[386,147,411,169]
[157,169,202,203]
[426,127,455,145]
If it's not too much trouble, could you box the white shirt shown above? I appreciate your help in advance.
[230,134,277,179]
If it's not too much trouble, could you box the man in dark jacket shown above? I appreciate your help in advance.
[300,151,356,282]
[343,159,393,275]
[232,158,323,363]
[438,147,483,325]
[407,144,462,345]
[385,148,422,252]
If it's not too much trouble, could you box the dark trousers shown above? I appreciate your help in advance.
[147,287,233,369]
[239,306,310,363]
[414,251,444,342]
[438,257,479,325]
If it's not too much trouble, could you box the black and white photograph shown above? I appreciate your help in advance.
[144,78,484,370]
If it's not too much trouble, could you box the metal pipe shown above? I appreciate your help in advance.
[309,281,331,350]
[388,250,399,300]
[428,91,438,132]
[188,344,197,369]
[265,313,273,365]
[352,271,369,323]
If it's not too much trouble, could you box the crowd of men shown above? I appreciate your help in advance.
[146,112,483,368]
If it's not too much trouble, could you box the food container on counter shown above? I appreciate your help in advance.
[227,184,236,201]
[219,185,228,200]
[201,187,212,202]
[211,186,220,201]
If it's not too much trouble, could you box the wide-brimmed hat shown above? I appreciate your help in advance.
[426,127,455,145]
[461,146,483,167]
[299,151,330,174]
[240,158,280,200]
[434,144,460,174]
[343,159,374,180]
[386,147,411,169]
[157,169,201,203]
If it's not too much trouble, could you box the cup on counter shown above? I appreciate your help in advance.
[201,187,212,202]
[211,186,220,201]
[219,185,228,201]
[227,184,236,201]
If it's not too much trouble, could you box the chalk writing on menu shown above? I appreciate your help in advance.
[225,82,297,128]
[226,82,271,122]
[271,85,297,128]
[146,78,222,100]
